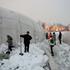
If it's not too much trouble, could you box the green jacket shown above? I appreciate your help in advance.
[49,38,56,46]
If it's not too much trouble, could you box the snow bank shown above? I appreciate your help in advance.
[0,43,49,70]
[30,43,45,55]
[0,44,8,53]
[35,40,70,70]
[54,43,70,70]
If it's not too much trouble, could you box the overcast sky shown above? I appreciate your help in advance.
[0,0,70,24]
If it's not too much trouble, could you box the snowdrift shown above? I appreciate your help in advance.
[0,43,49,70]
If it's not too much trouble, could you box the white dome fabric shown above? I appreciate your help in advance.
[0,7,45,44]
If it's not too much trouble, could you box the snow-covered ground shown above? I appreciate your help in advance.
[54,43,70,70]
[0,43,49,70]
[36,40,70,70]
[0,40,70,70]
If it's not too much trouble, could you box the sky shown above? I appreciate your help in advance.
[0,0,70,24]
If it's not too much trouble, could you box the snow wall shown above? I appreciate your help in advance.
[0,7,45,44]
[63,32,70,45]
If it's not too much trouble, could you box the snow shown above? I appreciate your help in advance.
[35,40,70,70]
[0,40,70,70]
[0,54,47,70]
[0,43,48,70]
[53,43,70,70]
[0,43,8,53]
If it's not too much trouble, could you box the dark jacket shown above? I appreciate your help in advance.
[58,32,62,40]
[7,36,13,46]
[20,34,32,44]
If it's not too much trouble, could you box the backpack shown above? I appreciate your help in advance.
[50,39,54,43]
[49,38,56,46]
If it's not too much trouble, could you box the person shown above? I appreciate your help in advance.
[58,32,62,44]
[6,35,13,53]
[49,35,56,56]
[48,32,52,39]
[46,32,48,39]
[53,32,56,45]
[20,31,32,53]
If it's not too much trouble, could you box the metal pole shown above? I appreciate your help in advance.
[19,17,23,55]
[0,16,3,44]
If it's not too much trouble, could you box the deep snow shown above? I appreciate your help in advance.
[0,42,49,70]
[0,40,70,70]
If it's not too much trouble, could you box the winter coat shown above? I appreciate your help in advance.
[20,34,32,45]
[53,34,56,41]
[48,33,52,39]
[49,38,56,46]
[58,32,62,40]
[7,36,13,46]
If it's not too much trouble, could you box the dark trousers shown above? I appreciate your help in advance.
[8,45,12,51]
[50,45,54,56]
[59,39,61,44]
[24,44,29,52]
